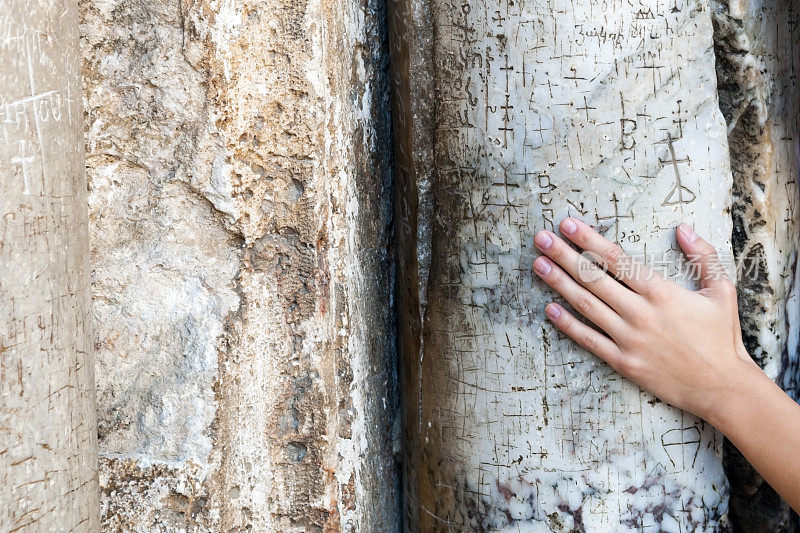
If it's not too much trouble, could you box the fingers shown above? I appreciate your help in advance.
[533,256,626,338]
[554,218,667,296]
[533,229,640,312]
[544,303,625,371]
[675,223,732,292]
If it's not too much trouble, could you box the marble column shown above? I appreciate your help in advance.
[390,0,733,529]
[0,0,100,530]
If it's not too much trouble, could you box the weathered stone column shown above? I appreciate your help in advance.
[81,0,398,529]
[391,0,733,529]
[0,1,100,531]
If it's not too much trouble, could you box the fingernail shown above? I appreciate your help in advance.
[545,304,561,319]
[679,223,698,243]
[534,257,552,276]
[534,231,553,250]
[561,218,578,235]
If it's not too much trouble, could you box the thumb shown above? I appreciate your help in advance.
[676,223,731,291]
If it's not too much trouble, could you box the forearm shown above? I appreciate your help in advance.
[709,360,800,512]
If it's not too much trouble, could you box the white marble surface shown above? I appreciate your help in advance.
[410,0,733,528]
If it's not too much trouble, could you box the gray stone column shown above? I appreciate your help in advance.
[0,0,100,530]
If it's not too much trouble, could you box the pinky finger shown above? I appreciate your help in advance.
[545,302,624,371]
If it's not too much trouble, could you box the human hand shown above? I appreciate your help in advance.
[532,218,759,425]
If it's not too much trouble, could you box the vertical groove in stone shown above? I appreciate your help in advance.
[345,0,403,529]
[0,0,100,530]
[712,0,800,530]
[387,0,436,526]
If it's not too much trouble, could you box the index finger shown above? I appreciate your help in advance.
[558,217,667,295]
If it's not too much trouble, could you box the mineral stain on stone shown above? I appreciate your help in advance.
[712,0,800,529]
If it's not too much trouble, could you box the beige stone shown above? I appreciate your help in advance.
[81,0,398,529]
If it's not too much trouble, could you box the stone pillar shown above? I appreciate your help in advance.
[81,0,398,529]
[0,0,100,531]
[391,0,733,529]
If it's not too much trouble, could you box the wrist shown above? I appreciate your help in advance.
[703,357,767,433]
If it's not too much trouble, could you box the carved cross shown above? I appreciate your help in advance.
[10,140,34,195]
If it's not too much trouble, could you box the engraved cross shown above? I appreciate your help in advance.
[577,95,596,122]
[598,192,633,244]
[11,140,34,195]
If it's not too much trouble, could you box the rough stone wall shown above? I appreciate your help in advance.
[391,0,735,529]
[712,0,800,529]
[0,0,100,530]
[80,0,398,529]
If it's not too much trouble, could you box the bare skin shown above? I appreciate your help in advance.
[533,217,800,513]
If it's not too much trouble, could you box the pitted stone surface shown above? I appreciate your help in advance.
[81,0,398,529]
